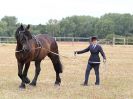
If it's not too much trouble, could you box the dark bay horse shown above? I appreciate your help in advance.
[15,24,63,88]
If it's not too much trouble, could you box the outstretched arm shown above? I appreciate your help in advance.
[76,46,90,54]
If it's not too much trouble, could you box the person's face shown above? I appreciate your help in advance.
[92,39,97,44]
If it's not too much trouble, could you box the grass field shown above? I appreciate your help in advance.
[0,43,133,99]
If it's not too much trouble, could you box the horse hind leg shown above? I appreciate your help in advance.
[30,61,41,86]
[48,53,63,85]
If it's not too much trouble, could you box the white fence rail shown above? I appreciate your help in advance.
[0,36,133,45]
[54,37,90,42]
[113,37,133,45]
[0,37,16,43]
[0,37,90,44]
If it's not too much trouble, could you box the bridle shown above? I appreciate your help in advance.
[16,30,31,53]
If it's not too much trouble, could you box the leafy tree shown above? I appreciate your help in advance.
[1,16,17,36]
[0,13,133,38]
[46,19,60,37]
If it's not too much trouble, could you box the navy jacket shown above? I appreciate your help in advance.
[77,44,106,63]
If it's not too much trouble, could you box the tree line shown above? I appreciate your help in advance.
[0,13,133,39]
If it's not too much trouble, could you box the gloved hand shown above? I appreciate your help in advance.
[103,59,106,63]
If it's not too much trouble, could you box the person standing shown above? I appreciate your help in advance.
[74,36,106,86]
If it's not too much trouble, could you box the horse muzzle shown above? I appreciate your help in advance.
[22,45,30,52]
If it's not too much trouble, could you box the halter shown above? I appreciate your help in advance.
[15,30,26,52]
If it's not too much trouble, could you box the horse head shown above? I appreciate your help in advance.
[15,24,32,52]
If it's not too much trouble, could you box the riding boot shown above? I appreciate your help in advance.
[83,81,88,86]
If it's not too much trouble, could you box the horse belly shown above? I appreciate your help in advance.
[32,49,48,61]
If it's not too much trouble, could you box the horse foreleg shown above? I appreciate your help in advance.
[30,61,41,86]
[22,62,30,84]
[18,61,25,88]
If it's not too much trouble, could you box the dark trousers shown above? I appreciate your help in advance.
[84,63,100,84]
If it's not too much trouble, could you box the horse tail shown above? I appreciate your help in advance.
[55,55,63,73]
[48,40,63,73]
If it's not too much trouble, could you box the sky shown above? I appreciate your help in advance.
[0,0,133,25]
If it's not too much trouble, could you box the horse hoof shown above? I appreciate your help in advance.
[54,82,60,86]
[23,77,30,84]
[30,82,36,86]
[19,85,26,89]
[54,84,60,86]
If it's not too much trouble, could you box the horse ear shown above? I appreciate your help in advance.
[26,24,30,30]
[20,24,24,30]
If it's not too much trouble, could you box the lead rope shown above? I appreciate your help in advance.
[15,47,70,59]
